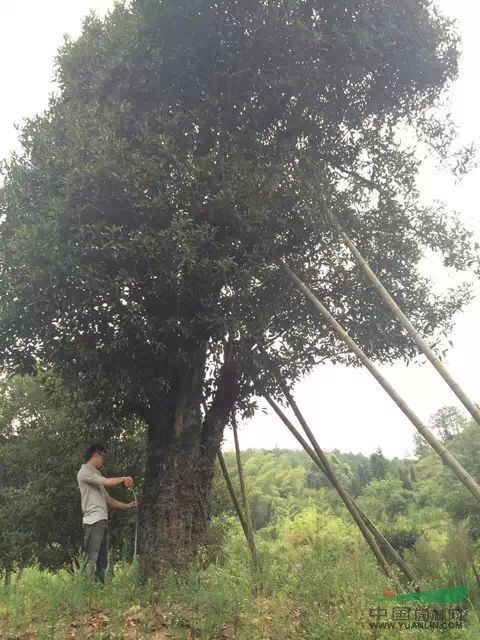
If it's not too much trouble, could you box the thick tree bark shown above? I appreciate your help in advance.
[138,341,238,582]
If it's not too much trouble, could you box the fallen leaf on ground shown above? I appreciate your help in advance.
[124,603,146,629]
[220,622,235,639]
[125,605,142,616]
[16,625,38,640]
[83,612,110,639]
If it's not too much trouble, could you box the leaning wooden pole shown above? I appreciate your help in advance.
[280,261,480,504]
[217,451,256,562]
[263,391,418,586]
[231,412,260,572]
[205,400,257,566]
[254,370,392,578]
[328,212,480,428]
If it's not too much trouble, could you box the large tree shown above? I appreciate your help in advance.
[0,0,476,579]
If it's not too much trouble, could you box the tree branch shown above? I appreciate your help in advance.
[202,339,239,448]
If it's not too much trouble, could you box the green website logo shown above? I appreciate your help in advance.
[377,585,469,605]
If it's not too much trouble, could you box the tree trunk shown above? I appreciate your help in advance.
[140,420,208,579]
[138,341,238,582]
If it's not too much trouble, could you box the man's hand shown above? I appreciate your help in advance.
[123,476,134,489]
[106,495,138,510]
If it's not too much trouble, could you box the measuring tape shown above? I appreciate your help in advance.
[131,487,139,563]
[124,480,139,563]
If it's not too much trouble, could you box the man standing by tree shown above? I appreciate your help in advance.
[77,443,137,583]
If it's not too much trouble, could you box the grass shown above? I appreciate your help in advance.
[2,513,480,639]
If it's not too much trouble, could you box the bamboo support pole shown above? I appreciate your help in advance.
[217,451,256,560]
[263,391,418,586]
[204,400,258,567]
[253,362,392,578]
[328,212,480,428]
[280,261,480,504]
[231,413,260,571]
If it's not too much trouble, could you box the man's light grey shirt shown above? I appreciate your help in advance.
[77,464,109,525]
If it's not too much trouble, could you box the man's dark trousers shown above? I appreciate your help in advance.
[83,519,109,583]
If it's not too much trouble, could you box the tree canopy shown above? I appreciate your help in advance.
[0,0,475,415]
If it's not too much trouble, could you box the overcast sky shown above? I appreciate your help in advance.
[1,1,479,458]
